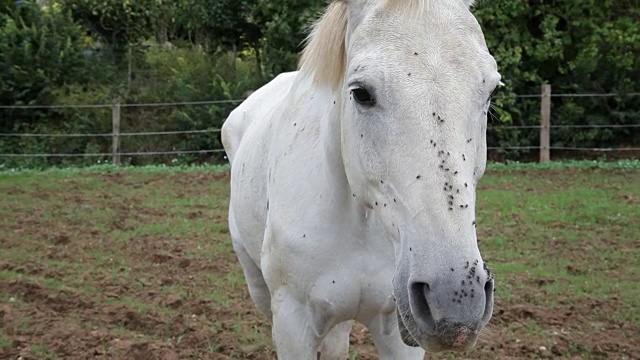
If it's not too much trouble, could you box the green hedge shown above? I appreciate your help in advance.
[0,0,638,168]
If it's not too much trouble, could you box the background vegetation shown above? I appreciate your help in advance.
[0,0,638,168]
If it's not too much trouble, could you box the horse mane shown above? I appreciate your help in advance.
[298,0,446,91]
[298,1,348,91]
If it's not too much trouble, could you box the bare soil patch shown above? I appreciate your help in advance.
[0,170,637,359]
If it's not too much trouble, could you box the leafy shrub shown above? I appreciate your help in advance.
[476,1,640,160]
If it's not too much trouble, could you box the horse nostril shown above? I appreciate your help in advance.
[409,282,436,334]
[481,277,495,325]
[484,277,494,296]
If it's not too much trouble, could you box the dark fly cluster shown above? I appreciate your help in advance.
[453,259,487,303]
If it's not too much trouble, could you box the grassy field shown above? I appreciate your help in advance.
[0,163,638,359]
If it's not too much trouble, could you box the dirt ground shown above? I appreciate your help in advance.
[0,169,638,359]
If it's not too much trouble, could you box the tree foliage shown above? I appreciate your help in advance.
[57,0,158,60]
[0,1,88,124]
[475,0,639,157]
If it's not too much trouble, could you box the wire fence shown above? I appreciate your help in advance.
[1,89,639,161]
[2,147,637,158]
[1,131,638,157]
[0,129,220,138]
[1,123,639,138]
[0,150,225,158]
[0,99,242,110]
[496,92,640,99]
[1,92,638,109]
[487,146,640,151]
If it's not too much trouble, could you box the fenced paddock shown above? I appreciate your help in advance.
[1,86,638,359]
[0,162,638,359]
[1,85,639,169]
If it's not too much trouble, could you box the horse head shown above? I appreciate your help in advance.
[301,0,500,351]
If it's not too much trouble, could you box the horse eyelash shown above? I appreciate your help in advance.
[487,87,499,103]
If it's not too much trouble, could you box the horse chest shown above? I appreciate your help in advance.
[263,211,396,318]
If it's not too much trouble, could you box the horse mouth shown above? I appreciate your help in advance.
[397,309,420,347]
[396,306,481,352]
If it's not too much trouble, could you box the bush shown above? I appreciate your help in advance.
[1,0,638,168]
[0,1,96,168]
[475,1,640,160]
[112,46,263,165]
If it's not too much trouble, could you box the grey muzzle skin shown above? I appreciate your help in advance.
[396,263,495,351]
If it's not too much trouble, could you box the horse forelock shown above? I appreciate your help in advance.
[299,0,474,91]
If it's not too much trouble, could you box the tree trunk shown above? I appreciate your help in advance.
[231,42,238,69]
[157,17,169,45]
[253,42,262,78]
[127,46,132,90]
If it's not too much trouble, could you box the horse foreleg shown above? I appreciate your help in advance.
[367,311,425,360]
[231,239,272,320]
[318,320,353,360]
[270,291,323,360]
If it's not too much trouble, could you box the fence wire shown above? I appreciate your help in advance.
[488,147,640,152]
[1,92,638,158]
[0,129,220,138]
[1,91,639,110]
[1,124,637,138]
[0,150,225,158]
[497,92,640,99]
[0,99,243,110]
[3,146,638,158]
[488,124,640,130]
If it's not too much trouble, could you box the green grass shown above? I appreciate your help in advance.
[30,343,58,360]
[0,163,638,359]
[0,333,12,350]
[14,317,32,334]
[487,159,640,171]
[1,159,639,175]
[0,163,231,175]
[478,168,640,327]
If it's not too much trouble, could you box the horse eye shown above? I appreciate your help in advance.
[351,88,375,106]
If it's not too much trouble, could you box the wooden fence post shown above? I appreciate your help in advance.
[112,96,121,166]
[540,84,551,163]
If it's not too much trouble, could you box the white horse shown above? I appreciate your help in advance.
[221,0,500,358]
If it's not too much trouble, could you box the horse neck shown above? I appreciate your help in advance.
[293,73,352,199]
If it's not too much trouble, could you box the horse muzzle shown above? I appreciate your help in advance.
[396,275,494,352]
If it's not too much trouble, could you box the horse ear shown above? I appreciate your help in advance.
[461,0,476,8]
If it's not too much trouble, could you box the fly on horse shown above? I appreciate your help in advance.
[221,0,501,358]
